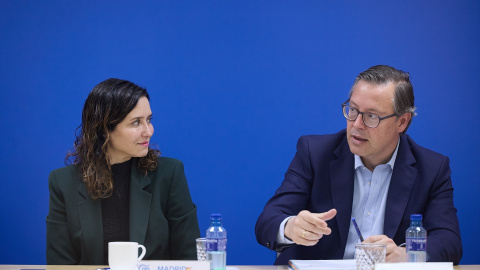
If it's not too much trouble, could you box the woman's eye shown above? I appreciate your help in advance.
[132,120,139,125]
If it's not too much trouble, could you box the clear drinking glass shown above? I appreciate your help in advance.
[355,243,386,270]
[196,238,207,261]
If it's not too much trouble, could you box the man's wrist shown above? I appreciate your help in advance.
[277,216,294,244]
[284,218,292,241]
[285,234,293,241]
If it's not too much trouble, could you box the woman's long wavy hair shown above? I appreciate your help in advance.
[66,78,160,199]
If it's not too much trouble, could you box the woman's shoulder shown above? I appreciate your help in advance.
[145,157,185,177]
[50,164,77,176]
[47,165,84,197]
[156,156,183,168]
[49,165,81,183]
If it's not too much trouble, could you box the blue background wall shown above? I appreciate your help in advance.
[1,0,479,265]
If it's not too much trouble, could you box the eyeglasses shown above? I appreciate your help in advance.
[341,99,397,128]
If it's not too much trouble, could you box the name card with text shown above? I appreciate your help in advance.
[375,262,453,270]
[138,260,210,270]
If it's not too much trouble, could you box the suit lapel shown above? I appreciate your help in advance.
[330,138,355,249]
[77,183,104,264]
[384,135,417,238]
[129,164,152,244]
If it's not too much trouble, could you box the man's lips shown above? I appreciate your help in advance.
[352,135,368,142]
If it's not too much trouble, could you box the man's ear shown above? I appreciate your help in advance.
[397,113,411,134]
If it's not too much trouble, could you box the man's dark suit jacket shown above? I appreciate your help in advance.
[255,130,462,265]
[46,157,200,265]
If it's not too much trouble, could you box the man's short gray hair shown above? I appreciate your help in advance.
[348,65,417,135]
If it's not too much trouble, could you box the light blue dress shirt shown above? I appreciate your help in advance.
[343,139,399,258]
[276,140,400,258]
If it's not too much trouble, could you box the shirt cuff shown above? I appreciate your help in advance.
[276,216,295,245]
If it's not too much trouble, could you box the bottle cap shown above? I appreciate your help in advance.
[210,213,222,218]
[410,214,422,221]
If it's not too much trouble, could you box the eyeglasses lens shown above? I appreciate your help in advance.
[343,105,379,128]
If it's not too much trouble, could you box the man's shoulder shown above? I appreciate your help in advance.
[295,129,350,161]
[298,129,347,149]
[402,134,447,160]
[400,134,450,174]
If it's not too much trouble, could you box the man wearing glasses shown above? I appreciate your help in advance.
[255,65,462,265]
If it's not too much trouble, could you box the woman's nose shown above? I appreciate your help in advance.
[142,123,154,137]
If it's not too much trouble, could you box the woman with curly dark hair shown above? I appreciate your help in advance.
[46,78,200,265]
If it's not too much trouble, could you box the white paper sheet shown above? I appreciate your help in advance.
[375,262,453,270]
[288,259,356,270]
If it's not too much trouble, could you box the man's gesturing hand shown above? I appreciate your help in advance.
[284,209,337,246]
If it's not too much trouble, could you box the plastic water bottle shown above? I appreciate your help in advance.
[206,213,227,270]
[406,214,427,262]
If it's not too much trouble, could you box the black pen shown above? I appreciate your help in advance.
[351,217,364,242]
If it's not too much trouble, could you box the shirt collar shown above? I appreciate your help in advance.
[354,138,400,170]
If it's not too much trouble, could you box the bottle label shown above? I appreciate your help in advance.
[406,237,426,252]
[206,238,227,252]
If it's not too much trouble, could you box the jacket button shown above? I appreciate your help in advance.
[266,242,270,248]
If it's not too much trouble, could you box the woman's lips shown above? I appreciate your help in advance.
[139,141,149,147]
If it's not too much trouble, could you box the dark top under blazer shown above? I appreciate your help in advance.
[46,157,200,265]
[255,130,462,265]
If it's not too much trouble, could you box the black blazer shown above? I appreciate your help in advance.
[46,157,200,264]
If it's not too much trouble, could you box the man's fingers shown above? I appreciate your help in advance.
[298,209,336,237]
[317,209,337,221]
[302,226,332,239]
[301,209,337,234]
[286,209,337,246]
[295,228,321,246]
[303,209,337,225]
[363,235,387,243]
[363,235,407,263]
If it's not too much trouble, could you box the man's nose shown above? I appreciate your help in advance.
[353,114,366,129]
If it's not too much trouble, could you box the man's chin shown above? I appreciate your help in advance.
[347,141,365,156]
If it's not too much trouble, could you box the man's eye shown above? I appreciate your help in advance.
[366,113,378,120]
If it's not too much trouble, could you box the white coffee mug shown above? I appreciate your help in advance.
[108,242,146,270]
